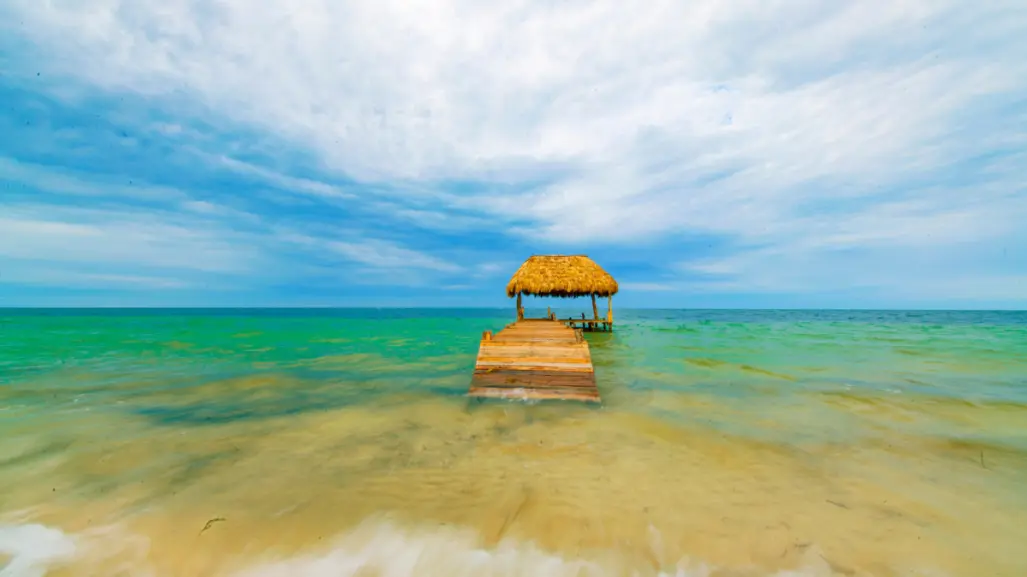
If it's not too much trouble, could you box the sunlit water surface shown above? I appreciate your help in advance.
[1,309,1026,577]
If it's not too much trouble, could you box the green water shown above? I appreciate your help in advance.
[1,309,1026,576]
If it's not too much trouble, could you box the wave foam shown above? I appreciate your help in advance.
[0,516,879,577]
[232,517,838,577]
[0,523,76,577]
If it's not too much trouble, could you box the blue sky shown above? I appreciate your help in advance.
[1,1,1025,308]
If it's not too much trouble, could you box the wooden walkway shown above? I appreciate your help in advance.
[468,319,600,402]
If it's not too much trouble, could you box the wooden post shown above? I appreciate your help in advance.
[607,295,613,324]
[516,293,523,320]
[591,294,599,320]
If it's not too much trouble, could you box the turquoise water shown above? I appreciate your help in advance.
[2,309,1026,576]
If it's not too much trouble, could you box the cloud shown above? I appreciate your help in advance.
[0,156,184,203]
[1,0,1025,305]
[216,156,355,201]
[619,283,677,292]
[0,206,258,274]
[278,231,460,273]
[6,268,192,290]
[0,159,468,293]
[328,240,460,273]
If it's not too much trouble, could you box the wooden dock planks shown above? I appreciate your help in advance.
[468,319,600,402]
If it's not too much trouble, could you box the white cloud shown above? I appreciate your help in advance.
[2,157,264,225]
[10,1,1023,234]
[476,262,514,277]
[0,207,257,273]
[327,240,461,273]
[674,204,1027,300]
[4,0,1026,301]
[0,159,469,289]
[216,156,355,200]
[619,282,677,292]
[0,157,183,202]
[7,269,192,289]
[276,231,461,273]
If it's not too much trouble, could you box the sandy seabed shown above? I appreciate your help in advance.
[3,390,1025,577]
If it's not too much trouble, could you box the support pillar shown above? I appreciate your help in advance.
[516,293,524,321]
[591,294,599,320]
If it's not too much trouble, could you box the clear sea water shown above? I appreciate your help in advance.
[1,308,1025,576]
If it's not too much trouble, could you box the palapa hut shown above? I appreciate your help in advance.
[468,255,613,401]
[506,255,619,331]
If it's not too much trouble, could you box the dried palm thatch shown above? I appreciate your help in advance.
[505,255,619,298]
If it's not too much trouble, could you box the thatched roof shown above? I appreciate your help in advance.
[506,255,619,298]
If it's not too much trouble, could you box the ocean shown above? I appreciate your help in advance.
[1,308,1025,576]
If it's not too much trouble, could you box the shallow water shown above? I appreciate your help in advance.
[1,308,1026,576]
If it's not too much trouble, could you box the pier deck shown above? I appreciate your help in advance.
[468,319,600,402]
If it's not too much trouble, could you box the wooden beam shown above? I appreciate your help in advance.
[591,294,599,320]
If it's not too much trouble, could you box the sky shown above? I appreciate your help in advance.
[1,1,1025,309]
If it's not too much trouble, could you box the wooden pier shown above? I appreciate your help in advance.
[468,319,600,403]
[467,254,617,403]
